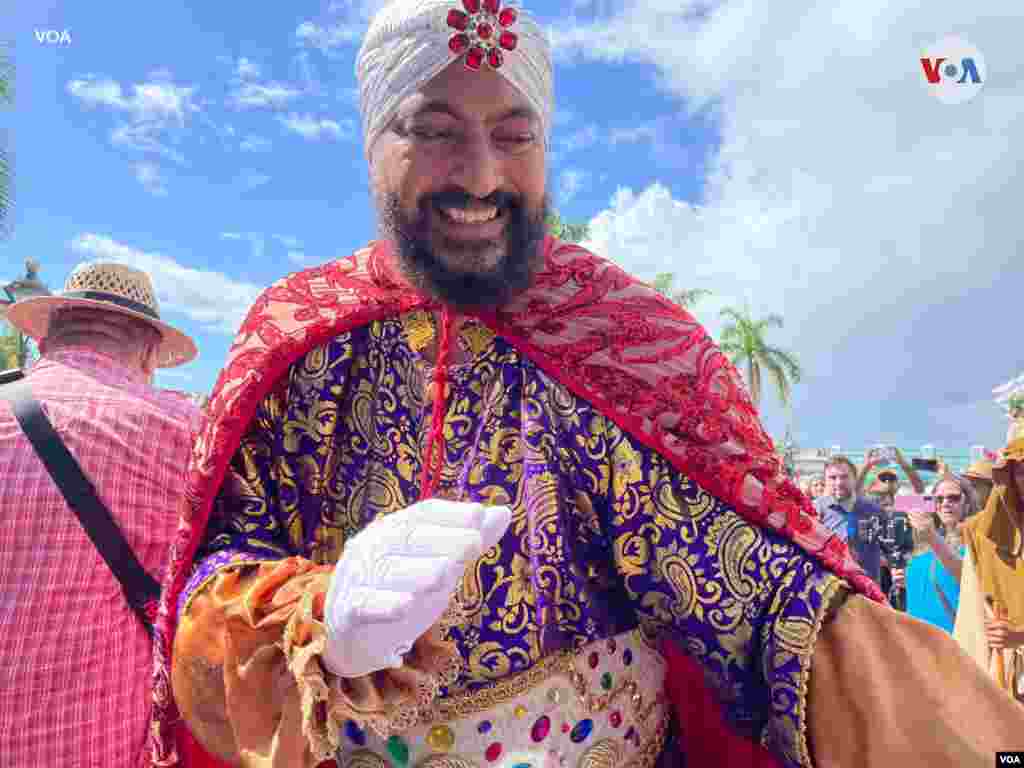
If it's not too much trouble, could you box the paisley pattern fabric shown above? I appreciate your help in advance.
[150,238,881,765]
[180,318,843,767]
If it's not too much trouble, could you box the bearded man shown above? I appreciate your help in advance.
[152,2,1024,766]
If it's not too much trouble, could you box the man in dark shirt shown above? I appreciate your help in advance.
[814,455,884,584]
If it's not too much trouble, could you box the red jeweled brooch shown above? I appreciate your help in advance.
[447,0,519,71]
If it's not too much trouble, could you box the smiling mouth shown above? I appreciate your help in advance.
[436,204,502,224]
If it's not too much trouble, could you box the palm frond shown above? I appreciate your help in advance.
[759,354,793,406]
[763,344,802,384]
[652,272,675,296]
[672,287,712,309]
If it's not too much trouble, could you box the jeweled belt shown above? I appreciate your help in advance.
[335,629,669,768]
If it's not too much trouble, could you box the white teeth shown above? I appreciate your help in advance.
[441,206,498,224]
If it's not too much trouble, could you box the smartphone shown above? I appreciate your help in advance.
[912,458,939,472]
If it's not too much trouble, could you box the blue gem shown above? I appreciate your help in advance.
[478,720,492,734]
[569,718,593,743]
[344,719,367,746]
[512,764,532,768]
[623,648,633,666]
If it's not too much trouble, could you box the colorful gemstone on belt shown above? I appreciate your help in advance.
[426,725,455,752]
[344,719,366,746]
[531,714,551,742]
[386,735,409,766]
[514,704,528,718]
[623,648,633,666]
[588,651,599,669]
[569,718,593,743]
[609,710,623,728]
[478,720,493,734]
[485,742,503,762]
[600,672,613,690]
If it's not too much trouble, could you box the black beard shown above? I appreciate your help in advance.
[378,188,548,309]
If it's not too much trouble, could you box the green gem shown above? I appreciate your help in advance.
[601,672,613,690]
[386,735,410,766]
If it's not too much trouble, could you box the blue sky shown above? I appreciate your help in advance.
[3,0,1022,455]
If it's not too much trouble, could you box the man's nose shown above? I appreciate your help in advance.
[451,134,501,200]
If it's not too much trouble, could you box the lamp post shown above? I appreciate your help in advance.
[1,258,50,368]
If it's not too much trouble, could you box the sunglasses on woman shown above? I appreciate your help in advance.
[933,494,961,504]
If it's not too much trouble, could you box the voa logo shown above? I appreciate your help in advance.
[34,29,73,45]
[920,35,985,105]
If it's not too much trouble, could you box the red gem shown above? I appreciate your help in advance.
[498,7,518,26]
[607,638,617,653]
[463,0,480,12]
[448,34,469,54]
[587,651,599,669]
[530,714,551,742]
[465,46,485,70]
[485,743,503,762]
[561,723,570,733]
[447,9,469,30]
[498,31,518,50]
[476,22,493,40]
[609,710,623,728]
[487,48,503,68]
[484,0,501,12]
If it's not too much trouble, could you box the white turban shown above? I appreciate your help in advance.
[356,0,553,155]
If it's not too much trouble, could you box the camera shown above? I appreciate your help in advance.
[857,512,915,609]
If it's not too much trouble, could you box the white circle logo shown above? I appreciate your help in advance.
[921,35,986,104]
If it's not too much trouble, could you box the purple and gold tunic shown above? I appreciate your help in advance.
[180,315,843,768]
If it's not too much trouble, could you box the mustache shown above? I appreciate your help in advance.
[424,187,519,212]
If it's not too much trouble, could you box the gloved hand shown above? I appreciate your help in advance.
[322,499,511,678]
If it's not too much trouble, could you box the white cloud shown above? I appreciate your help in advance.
[568,0,1023,447]
[559,124,600,153]
[68,76,196,122]
[229,81,303,109]
[295,20,363,53]
[234,57,260,79]
[70,234,263,334]
[242,172,271,189]
[557,169,590,203]
[288,251,310,266]
[134,161,167,196]
[68,74,198,163]
[239,134,271,152]
[219,232,243,240]
[274,234,303,249]
[278,113,353,141]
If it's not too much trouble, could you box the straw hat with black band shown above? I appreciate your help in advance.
[5,261,197,368]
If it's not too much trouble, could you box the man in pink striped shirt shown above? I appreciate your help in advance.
[0,261,200,767]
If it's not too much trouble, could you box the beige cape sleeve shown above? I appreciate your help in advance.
[807,593,1024,767]
[171,557,462,768]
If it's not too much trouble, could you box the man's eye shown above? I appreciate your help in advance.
[410,126,455,141]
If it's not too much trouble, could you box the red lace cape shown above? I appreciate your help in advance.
[151,238,883,767]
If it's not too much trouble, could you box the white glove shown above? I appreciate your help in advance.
[322,499,511,678]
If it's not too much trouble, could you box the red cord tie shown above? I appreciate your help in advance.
[419,308,454,499]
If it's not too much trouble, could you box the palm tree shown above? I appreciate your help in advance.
[718,305,802,411]
[0,42,12,234]
[652,272,712,311]
[546,210,589,243]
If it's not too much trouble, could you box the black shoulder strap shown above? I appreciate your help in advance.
[0,378,159,635]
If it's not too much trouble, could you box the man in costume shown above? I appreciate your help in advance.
[955,421,1024,702]
[152,2,1024,766]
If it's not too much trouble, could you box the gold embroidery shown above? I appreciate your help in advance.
[342,750,387,768]
[579,739,622,768]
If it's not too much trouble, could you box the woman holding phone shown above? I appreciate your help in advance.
[900,474,976,632]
